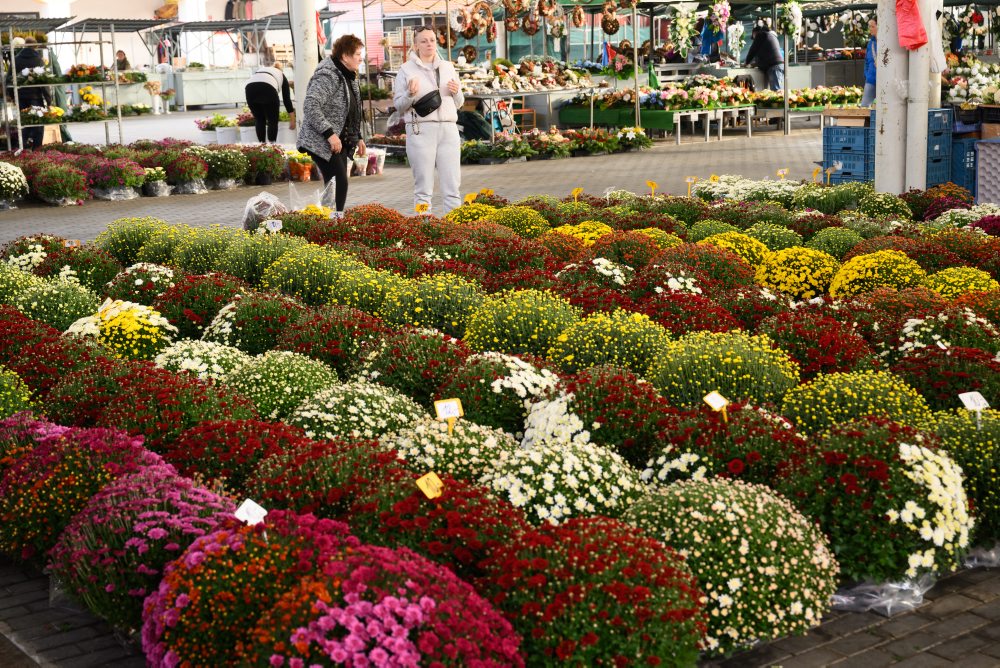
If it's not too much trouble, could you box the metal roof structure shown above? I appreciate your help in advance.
[168,19,259,33]
[0,16,75,32]
[250,9,348,31]
[62,18,172,34]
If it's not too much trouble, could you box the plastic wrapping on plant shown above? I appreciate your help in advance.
[173,179,207,195]
[830,573,937,617]
[91,187,140,202]
[143,181,172,197]
[242,192,289,232]
[964,543,1000,569]
[207,178,238,191]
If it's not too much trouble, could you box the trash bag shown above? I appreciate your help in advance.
[964,543,1000,569]
[242,191,289,232]
[207,178,239,190]
[287,176,336,212]
[386,108,406,136]
[896,0,928,51]
[92,187,140,201]
[831,573,936,617]
[143,181,172,197]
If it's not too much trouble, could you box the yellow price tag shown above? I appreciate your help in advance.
[812,167,822,183]
[777,169,789,179]
[685,176,697,197]
[463,193,477,205]
[415,203,429,214]
[434,398,464,435]
[646,180,658,196]
[416,472,444,500]
[62,239,82,248]
[571,187,584,202]
[703,391,730,423]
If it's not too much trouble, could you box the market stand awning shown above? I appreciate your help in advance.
[62,18,173,34]
[167,20,259,33]
[0,17,75,33]
[250,10,349,31]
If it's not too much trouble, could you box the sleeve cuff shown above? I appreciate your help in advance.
[321,128,335,139]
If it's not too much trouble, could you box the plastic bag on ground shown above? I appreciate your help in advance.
[964,543,1000,569]
[207,178,238,190]
[242,191,289,232]
[287,176,335,212]
[173,179,208,195]
[831,573,937,617]
[143,181,172,197]
[92,186,140,201]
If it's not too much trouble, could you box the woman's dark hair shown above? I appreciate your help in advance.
[332,34,364,61]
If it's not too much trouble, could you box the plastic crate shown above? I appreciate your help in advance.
[952,104,980,125]
[831,173,871,184]
[981,105,1000,124]
[823,126,870,153]
[926,156,951,187]
[928,108,953,132]
[824,150,871,176]
[927,131,952,159]
[975,139,1000,204]
[951,138,978,197]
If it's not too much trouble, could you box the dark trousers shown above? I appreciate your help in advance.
[15,126,45,151]
[303,147,353,212]
[245,82,279,142]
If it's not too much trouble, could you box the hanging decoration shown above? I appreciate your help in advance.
[727,22,745,56]
[669,8,696,57]
[547,5,567,37]
[538,0,557,18]
[709,0,730,33]
[523,9,541,36]
[438,26,458,48]
[958,5,988,42]
[462,44,479,62]
[778,0,803,44]
[572,5,585,28]
[505,14,520,32]
[487,19,498,42]
[602,1,621,35]
[840,10,870,48]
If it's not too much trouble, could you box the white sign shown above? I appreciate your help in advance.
[234,498,268,526]
[263,219,283,233]
[703,391,730,412]
[959,392,990,411]
[685,176,697,183]
[434,398,464,420]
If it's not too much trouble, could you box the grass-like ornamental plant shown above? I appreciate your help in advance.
[381,416,517,484]
[479,438,644,524]
[48,465,234,631]
[286,380,426,440]
[646,331,800,408]
[134,224,189,265]
[225,350,338,420]
[624,478,838,656]
[0,366,33,419]
[546,308,671,374]
[922,267,1000,299]
[781,370,935,434]
[378,272,484,338]
[699,231,770,267]
[463,289,581,357]
[436,352,561,436]
[245,545,523,667]
[201,292,305,355]
[140,511,358,668]
[805,226,864,259]
[104,263,180,305]
[935,409,1000,545]
[485,205,551,238]
[480,516,705,665]
[153,339,251,381]
[829,250,927,299]
[66,298,178,360]
[14,279,99,331]
[778,417,972,582]
[261,243,363,305]
[755,246,840,300]
[0,424,160,562]
[357,328,470,408]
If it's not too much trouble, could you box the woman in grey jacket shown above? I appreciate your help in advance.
[297,34,367,216]
[392,26,464,215]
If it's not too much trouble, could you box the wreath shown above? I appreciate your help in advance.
[503,0,527,14]
[471,1,493,28]
[438,26,458,48]
[538,0,557,18]
[523,11,542,36]
[462,45,479,62]
[572,5,585,28]
[619,39,632,52]
[487,20,498,41]
[602,14,621,34]
[505,15,521,32]
[619,0,638,9]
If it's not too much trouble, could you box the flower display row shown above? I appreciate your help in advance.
[457,127,652,163]
[753,86,863,109]
[460,56,592,95]
[943,54,1000,107]
[0,174,998,665]
[16,63,104,86]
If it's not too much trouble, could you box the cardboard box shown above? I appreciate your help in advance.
[981,123,1000,140]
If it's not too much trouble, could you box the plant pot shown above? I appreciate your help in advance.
[239,126,258,144]
[143,181,172,197]
[92,186,140,201]
[173,179,208,195]
[254,172,274,186]
[207,177,239,190]
[199,130,217,145]
[0,199,16,210]
[40,195,82,206]
[507,156,528,162]
[570,149,589,158]
[216,126,239,144]
[477,157,507,165]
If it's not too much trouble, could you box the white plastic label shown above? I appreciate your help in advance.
[235,498,268,525]
[62,239,81,248]
[685,176,697,183]
[703,391,730,411]
[263,219,283,233]
[959,392,990,411]
[434,398,464,420]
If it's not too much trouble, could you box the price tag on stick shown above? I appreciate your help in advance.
[416,472,444,500]
[703,391,731,423]
[777,168,789,179]
[434,398,464,435]
[571,187,583,202]
[959,391,990,431]
[235,498,268,526]
[62,239,82,248]
[646,180,658,197]
[812,166,822,183]
[685,176,697,197]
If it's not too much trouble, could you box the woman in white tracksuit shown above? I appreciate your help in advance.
[392,26,463,215]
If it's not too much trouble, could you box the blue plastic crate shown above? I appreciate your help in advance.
[823,126,870,153]
[831,173,871,184]
[928,108,953,132]
[926,156,951,187]
[927,131,953,159]
[951,138,978,196]
[824,150,871,176]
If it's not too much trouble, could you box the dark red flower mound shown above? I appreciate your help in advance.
[639,290,741,335]
[357,245,428,277]
[349,472,530,581]
[152,273,246,339]
[462,235,556,273]
[711,285,791,330]
[480,516,706,665]
[32,245,121,292]
[588,230,662,269]
[890,346,1000,411]
[275,303,390,378]
[45,358,141,427]
[550,282,637,314]
[537,230,588,262]
[2,336,101,401]
[163,419,312,494]
[971,215,1000,237]
[758,310,877,379]
[480,268,559,293]
[655,243,756,289]
[626,260,715,301]
[0,306,60,360]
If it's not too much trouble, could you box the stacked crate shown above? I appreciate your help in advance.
[822,108,953,186]
[951,137,979,198]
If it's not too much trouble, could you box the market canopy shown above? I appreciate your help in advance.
[250,10,348,31]
[167,19,259,33]
[62,18,172,34]
[0,16,75,33]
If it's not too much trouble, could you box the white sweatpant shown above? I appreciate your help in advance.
[406,121,461,215]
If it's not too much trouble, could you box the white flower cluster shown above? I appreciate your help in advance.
[20,66,45,77]
[288,380,426,440]
[200,296,247,347]
[422,247,454,262]
[382,417,518,482]
[521,394,592,448]
[557,257,632,286]
[5,241,49,272]
[110,263,177,295]
[890,308,999,359]
[693,174,803,204]
[0,162,29,201]
[477,351,561,404]
[226,350,339,419]
[615,127,640,141]
[886,442,973,578]
[480,439,645,524]
[945,61,1000,104]
[154,339,252,380]
[642,449,709,484]
[651,270,703,295]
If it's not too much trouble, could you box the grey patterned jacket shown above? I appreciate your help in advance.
[297,57,364,162]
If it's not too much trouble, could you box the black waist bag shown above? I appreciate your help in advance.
[411,67,442,117]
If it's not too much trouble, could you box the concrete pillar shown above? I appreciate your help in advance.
[288,0,320,121]
[905,0,932,191]
[875,0,907,194]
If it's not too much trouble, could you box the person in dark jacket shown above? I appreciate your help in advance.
[745,26,784,91]
[11,38,50,150]
[244,61,294,143]
[861,18,877,107]
[297,34,367,217]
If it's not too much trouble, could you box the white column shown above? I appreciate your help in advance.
[289,0,320,120]
[178,0,210,66]
[875,0,907,194]
[928,0,944,108]
[40,0,74,75]
[905,0,932,191]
